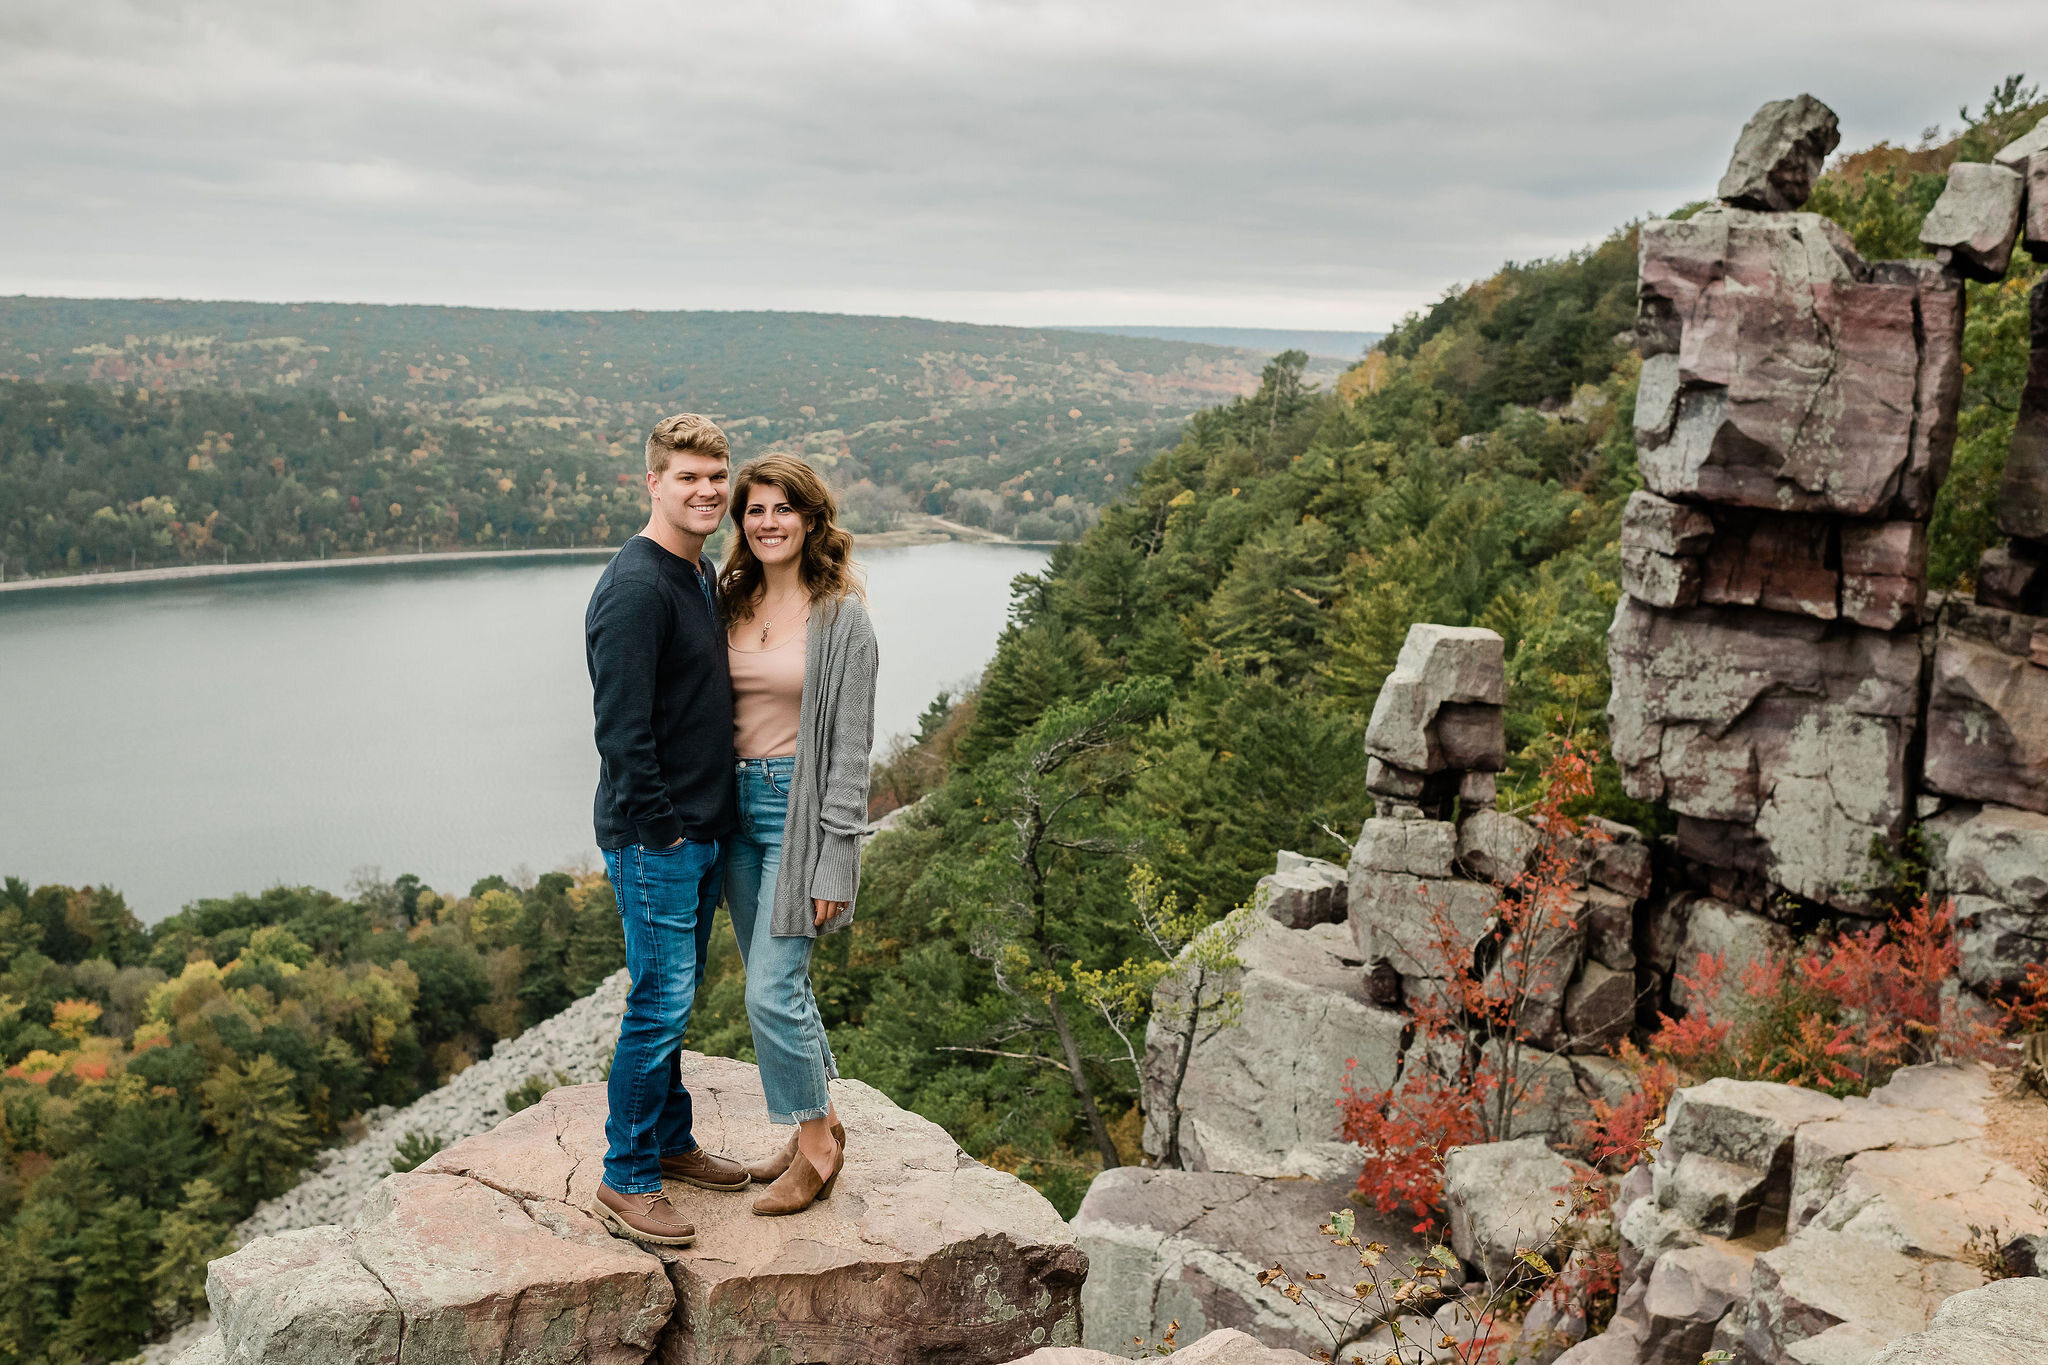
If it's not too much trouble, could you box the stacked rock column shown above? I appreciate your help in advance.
[1608,95,1964,916]
[1920,112,2048,1001]
[1349,622,1651,1071]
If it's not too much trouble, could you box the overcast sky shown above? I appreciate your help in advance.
[3,1,2044,330]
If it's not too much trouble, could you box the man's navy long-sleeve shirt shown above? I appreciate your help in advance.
[585,535,736,850]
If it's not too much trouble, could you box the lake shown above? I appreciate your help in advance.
[0,541,1048,922]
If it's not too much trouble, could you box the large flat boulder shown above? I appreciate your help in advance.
[353,1171,672,1365]
[1746,1228,1981,1364]
[204,1225,403,1365]
[1072,1167,1413,1359]
[201,1064,1085,1365]
[1788,1101,1978,1232]
[1144,917,1404,1181]
[1804,1140,2046,1263]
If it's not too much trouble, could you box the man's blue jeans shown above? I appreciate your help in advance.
[599,838,721,1194]
[724,757,838,1125]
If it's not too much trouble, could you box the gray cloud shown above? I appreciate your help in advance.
[2,0,2043,328]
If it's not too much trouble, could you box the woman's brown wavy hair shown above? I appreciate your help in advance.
[718,454,863,623]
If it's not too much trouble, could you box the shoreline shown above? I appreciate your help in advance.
[0,527,1057,596]
[0,546,620,595]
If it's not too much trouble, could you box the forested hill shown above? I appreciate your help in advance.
[821,85,2044,1209]
[0,299,1317,577]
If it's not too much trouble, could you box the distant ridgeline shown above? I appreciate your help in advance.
[0,300,1289,577]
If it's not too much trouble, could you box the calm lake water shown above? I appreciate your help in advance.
[0,541,1047,922]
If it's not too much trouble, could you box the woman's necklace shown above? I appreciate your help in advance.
[752,591,807,647]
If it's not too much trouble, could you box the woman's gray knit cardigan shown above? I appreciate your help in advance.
[770,592,877,938]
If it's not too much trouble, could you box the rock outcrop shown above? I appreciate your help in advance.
[1363,623,1508,815]
[1611,92,2048,931]
[1615,96,1968,913]
[1143,913,1402,1181]
[1556,1064,2047,1365]
[1072,1168,1410,1359]
[183,1063,1085,1365]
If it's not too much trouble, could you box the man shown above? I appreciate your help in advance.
[584,412,750,1246]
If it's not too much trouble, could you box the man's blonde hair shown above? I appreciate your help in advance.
[645,413,731,474]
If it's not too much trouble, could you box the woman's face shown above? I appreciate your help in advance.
[741,482,810,568]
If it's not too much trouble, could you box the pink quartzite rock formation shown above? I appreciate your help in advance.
[1613,93,1975,914]
[190,1063,1084,1365]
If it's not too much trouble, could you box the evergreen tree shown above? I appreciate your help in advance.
[202,1055,315,1200]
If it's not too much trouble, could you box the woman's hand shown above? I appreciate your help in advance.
[813,897,846,927]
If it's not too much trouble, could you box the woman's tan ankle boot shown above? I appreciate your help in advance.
[751,1142,842,1216]
[746,1119,846,1183]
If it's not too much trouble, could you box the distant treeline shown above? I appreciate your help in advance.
[0,301,1277,577]
[0,380,650,576]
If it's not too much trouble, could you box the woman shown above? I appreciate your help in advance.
[719,454,877,1216]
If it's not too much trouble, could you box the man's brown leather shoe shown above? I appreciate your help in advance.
[747,1120,847,1183]
[591,1183,695,1246]
[660,1146,750,1191]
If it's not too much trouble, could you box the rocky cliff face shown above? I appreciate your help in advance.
[1610,95,2048,1008]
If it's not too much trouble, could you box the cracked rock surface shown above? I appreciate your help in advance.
[1072,1168,1418,1359]
[1143,916,1403,1181]
[1017,1326,1318,1364]
[186,1063,1083,1365]
[1568,1064,2048,1365]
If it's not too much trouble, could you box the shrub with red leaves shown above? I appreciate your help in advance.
[1341,739,1612,1224]
[1647,894,1990,1096]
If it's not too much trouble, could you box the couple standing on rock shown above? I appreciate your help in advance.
[582,413,877,1246]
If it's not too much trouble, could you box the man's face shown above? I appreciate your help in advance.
[646,450,730,540]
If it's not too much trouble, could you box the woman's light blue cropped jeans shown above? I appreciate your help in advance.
[724,756,839,1124]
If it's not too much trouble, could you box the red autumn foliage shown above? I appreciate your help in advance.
[1574,1040,1678,1173]
[1338,1056,1489,1229]
[1341,739,1609,1225]
[1648,894,1990,1096]
[2000,962,2048,1035]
